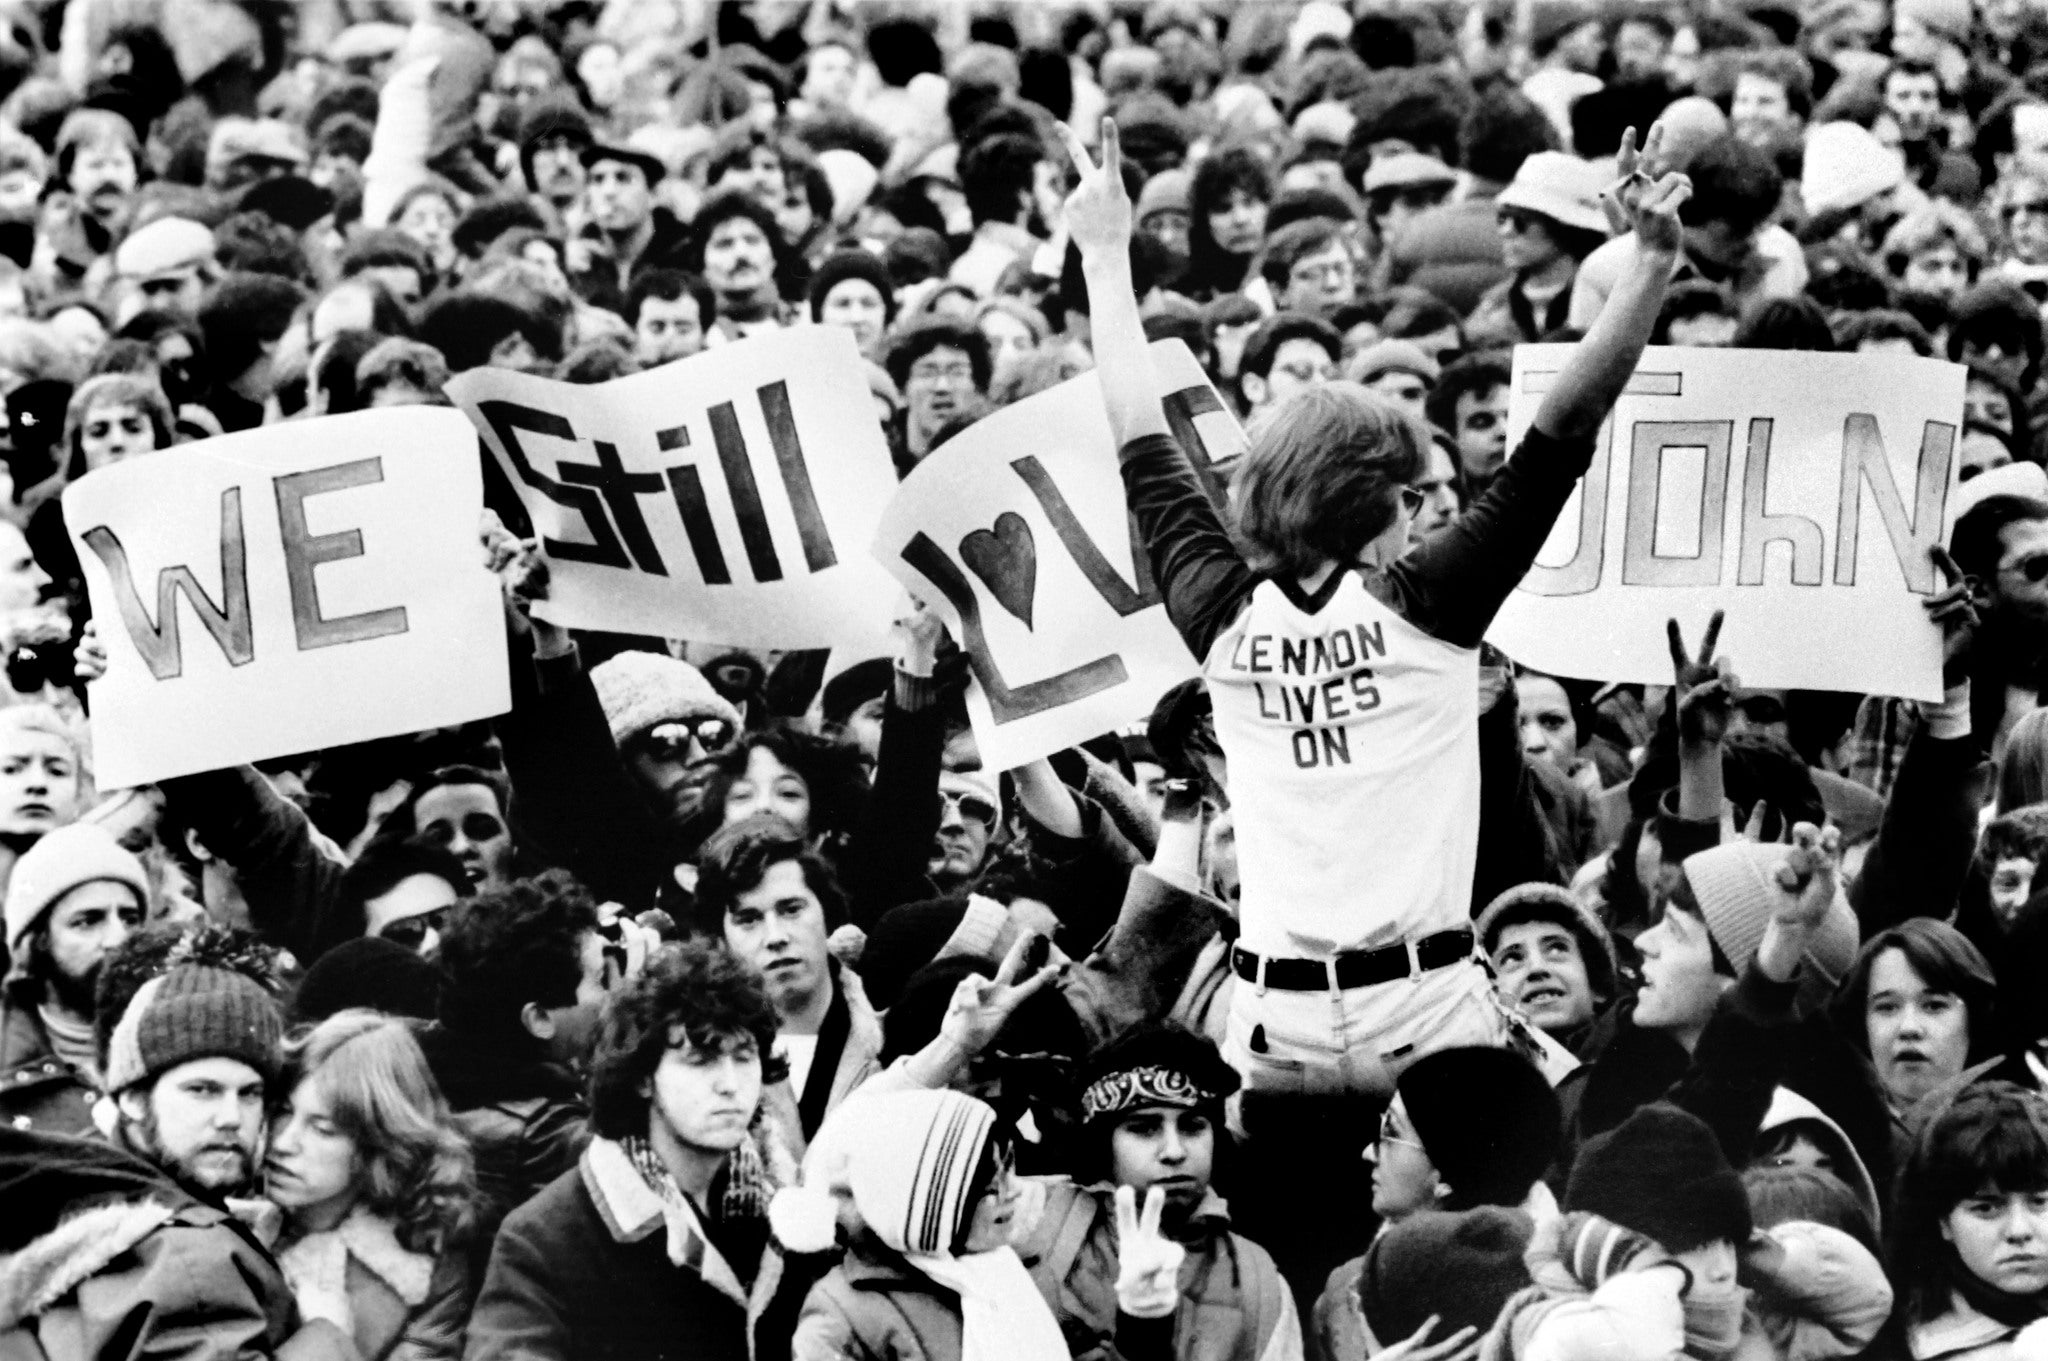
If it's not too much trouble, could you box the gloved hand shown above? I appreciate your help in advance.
[1113,1185,1185,1320]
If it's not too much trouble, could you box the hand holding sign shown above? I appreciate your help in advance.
[67,408,508,788]
[1926,545,1979,685]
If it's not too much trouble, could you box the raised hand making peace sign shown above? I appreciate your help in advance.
[1056,118,1134,263]
[1113,1184,1186,1320]
[1602,124,1693,257]
[1668,609,1736,749]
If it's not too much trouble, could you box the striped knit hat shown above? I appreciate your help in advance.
[821,1090,999,1256]
[102,961,283,1093]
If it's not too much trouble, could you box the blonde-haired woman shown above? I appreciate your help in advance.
[262,1009,477,1360]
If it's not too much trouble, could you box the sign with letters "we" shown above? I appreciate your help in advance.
[1489,345,1964,702]
[448,326,902,648]
[876,341,1246,771]
[67,407,510,788]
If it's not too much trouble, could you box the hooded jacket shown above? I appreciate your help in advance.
[0,1124,356,1361]
[1018,1179,1302,1361]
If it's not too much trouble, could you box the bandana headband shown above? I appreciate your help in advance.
[1080,1064,1218,1122]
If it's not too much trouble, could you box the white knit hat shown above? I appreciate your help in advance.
[4,822,149,955]
[1801,122,1905,218]
[588,650,742,746]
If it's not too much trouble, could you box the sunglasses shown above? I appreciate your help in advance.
[940,788,999,828]
[426,813,504,846]
[379,907,449,951]
[639,717,737,760]
[2007,553,2048,584]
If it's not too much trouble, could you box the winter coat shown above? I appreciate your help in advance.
[261,1208,471,1361]
[1910,1294,2029,1360]
[759,965,888,1156]
[414,1025,588,1255]
[792,1252,972,1361]
[1016,1180,1303,1361]
[1485,1216,1892,1361]
[0,1124,357,1361]
[0,977,96,1137]
[466,1136,807,1361]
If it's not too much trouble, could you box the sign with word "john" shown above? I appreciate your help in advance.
[876,341,1246,770]
[67,408,509,787]
[1489,345,1964,701]
[449,326,902,648]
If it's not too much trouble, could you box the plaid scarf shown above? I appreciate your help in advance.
[621,1128,773,1228]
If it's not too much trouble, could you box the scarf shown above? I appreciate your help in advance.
[622,1132,771,1247]
[912,1246,1071,1361]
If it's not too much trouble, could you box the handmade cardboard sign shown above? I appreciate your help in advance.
[1488,345,1965,701]
[67,407,509,787]
[448,326,902,647]
[875,341,1244,769]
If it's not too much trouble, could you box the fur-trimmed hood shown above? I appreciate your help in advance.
[0,1197,175,1329]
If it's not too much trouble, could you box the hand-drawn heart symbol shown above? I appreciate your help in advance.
[960,512,1037,629]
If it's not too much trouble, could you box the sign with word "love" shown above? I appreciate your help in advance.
[67,408,509,787]
[449,326,902,647]
[876,341,1246,770]
[1489,345,1964,701]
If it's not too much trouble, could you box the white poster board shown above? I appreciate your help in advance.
[874,341,1244,770]
[67,408,510,787]
[1487,345,1965,702]
[447,326,902,648]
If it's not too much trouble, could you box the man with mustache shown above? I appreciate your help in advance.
[0,930,357,1360]
[0,821,146,1135]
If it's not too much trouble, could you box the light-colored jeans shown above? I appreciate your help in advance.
[1222,955,1507,1098]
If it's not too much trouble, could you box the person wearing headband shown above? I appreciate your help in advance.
[1015,1024,1303,1361]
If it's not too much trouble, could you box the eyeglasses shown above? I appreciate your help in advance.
[639,718,737,760]
[2005,200,2048,220]
[939,788,999,828]
[379,907,449,952]
[1497,210,1539,233]
[2005,553,2048,583]
[1377,1107,1425,1151]
[1275,362,1337,384]
[909,361,975,385]
[1289,258,1355,286]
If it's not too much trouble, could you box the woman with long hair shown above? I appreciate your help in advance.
[1183,148,1273,301]
[263,1009,478,1360]
[1892,1083,2048,1355]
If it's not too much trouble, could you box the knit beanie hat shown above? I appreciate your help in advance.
[1802,122,1905,218]
[1477,882,1619,1002]
[1678,841,1860,992]
[292,936,440,1025]
[1396,1046,1561,1209]
[1359,1207,1535,1345]
[1566,1103,1752,1250]
[588,650,742,747]
[4,823,149,956]
[1136,168,1192,225]
[807,248,898,325]
[103,960,284,1093]
[1351,339,1441,386]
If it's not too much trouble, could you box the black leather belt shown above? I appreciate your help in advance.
[1232,929,1474,992]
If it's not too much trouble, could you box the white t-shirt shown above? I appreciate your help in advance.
[780,1032,820,1097]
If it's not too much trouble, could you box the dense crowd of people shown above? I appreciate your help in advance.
[9,0,2048,1359]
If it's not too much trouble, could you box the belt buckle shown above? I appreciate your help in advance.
[1406,936,1423,979]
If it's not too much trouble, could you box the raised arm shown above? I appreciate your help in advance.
[1060,119,1168,451]
[1060,118,1257,659]
[1388,126,1690,648]
[1532,126,1689,444]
